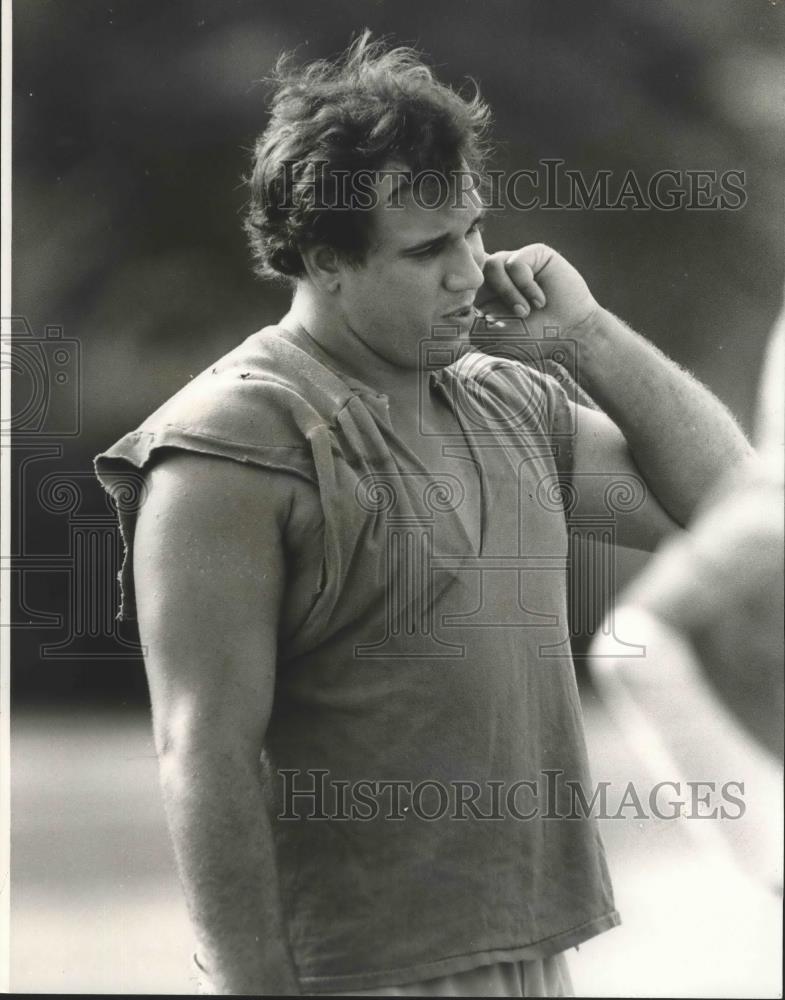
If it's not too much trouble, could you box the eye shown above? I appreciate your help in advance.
[410,243,440,259]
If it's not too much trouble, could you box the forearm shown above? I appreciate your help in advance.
[158,745,300,995]
[574,306,754,525]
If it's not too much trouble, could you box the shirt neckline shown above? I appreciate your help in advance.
[275,321,394,399]
[275,321,457,401]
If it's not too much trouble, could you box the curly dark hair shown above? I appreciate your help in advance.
[243,31,492,281]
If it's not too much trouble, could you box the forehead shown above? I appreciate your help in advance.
[366,168,483,250]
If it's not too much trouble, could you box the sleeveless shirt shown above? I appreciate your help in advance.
[94,322,619,993]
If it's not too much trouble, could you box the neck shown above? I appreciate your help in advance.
[282,282,427,402]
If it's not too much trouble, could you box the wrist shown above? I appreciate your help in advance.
[564,302,608,340]
[567,305,618,385]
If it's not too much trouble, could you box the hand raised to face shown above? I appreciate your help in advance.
[478,243,600,340]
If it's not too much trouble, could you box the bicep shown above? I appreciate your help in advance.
[133,452,289,761]
[567,401,681,552]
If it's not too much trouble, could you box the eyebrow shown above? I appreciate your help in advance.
[401,208,486,255]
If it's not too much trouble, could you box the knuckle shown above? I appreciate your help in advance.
[504,258,533,286]
[506,250,530,272]
[519,264,535,283]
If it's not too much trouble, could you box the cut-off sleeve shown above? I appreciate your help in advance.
[93,330,351,650]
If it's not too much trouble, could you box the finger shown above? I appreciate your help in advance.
[504,251,547,310]
[482,253,532,318]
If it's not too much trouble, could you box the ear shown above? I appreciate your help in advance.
[301,244,342,293]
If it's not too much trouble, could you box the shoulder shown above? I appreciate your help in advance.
[143,446,296,509]
[95,325,356,486]
[136,450,295,558]
[138,447,323,565]
[137,326,355,448]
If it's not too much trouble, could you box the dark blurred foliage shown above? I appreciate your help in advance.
[11,0,785,702]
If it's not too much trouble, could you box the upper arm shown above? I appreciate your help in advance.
[133,451,291,762]
[567,400,681,552]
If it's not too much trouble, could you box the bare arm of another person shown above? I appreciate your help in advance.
[133,452,301,995]
[603,299,785,757]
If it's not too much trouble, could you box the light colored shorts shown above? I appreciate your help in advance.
[318,952,574,997]
[194,951,574,997]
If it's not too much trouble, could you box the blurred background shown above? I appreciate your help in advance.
[9,0,784,994]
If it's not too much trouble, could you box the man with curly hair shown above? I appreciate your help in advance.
[95,33,752,996]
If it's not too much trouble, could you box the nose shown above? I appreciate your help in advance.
[443,241,485,295]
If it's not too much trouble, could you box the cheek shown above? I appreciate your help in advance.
[398,264,441,302]
[368,275,425,314]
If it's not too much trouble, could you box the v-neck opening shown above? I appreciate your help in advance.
[430,368,487,557]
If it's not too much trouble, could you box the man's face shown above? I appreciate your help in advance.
[333,169,487,369]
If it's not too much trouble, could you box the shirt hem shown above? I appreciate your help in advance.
[298,909,621,993]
